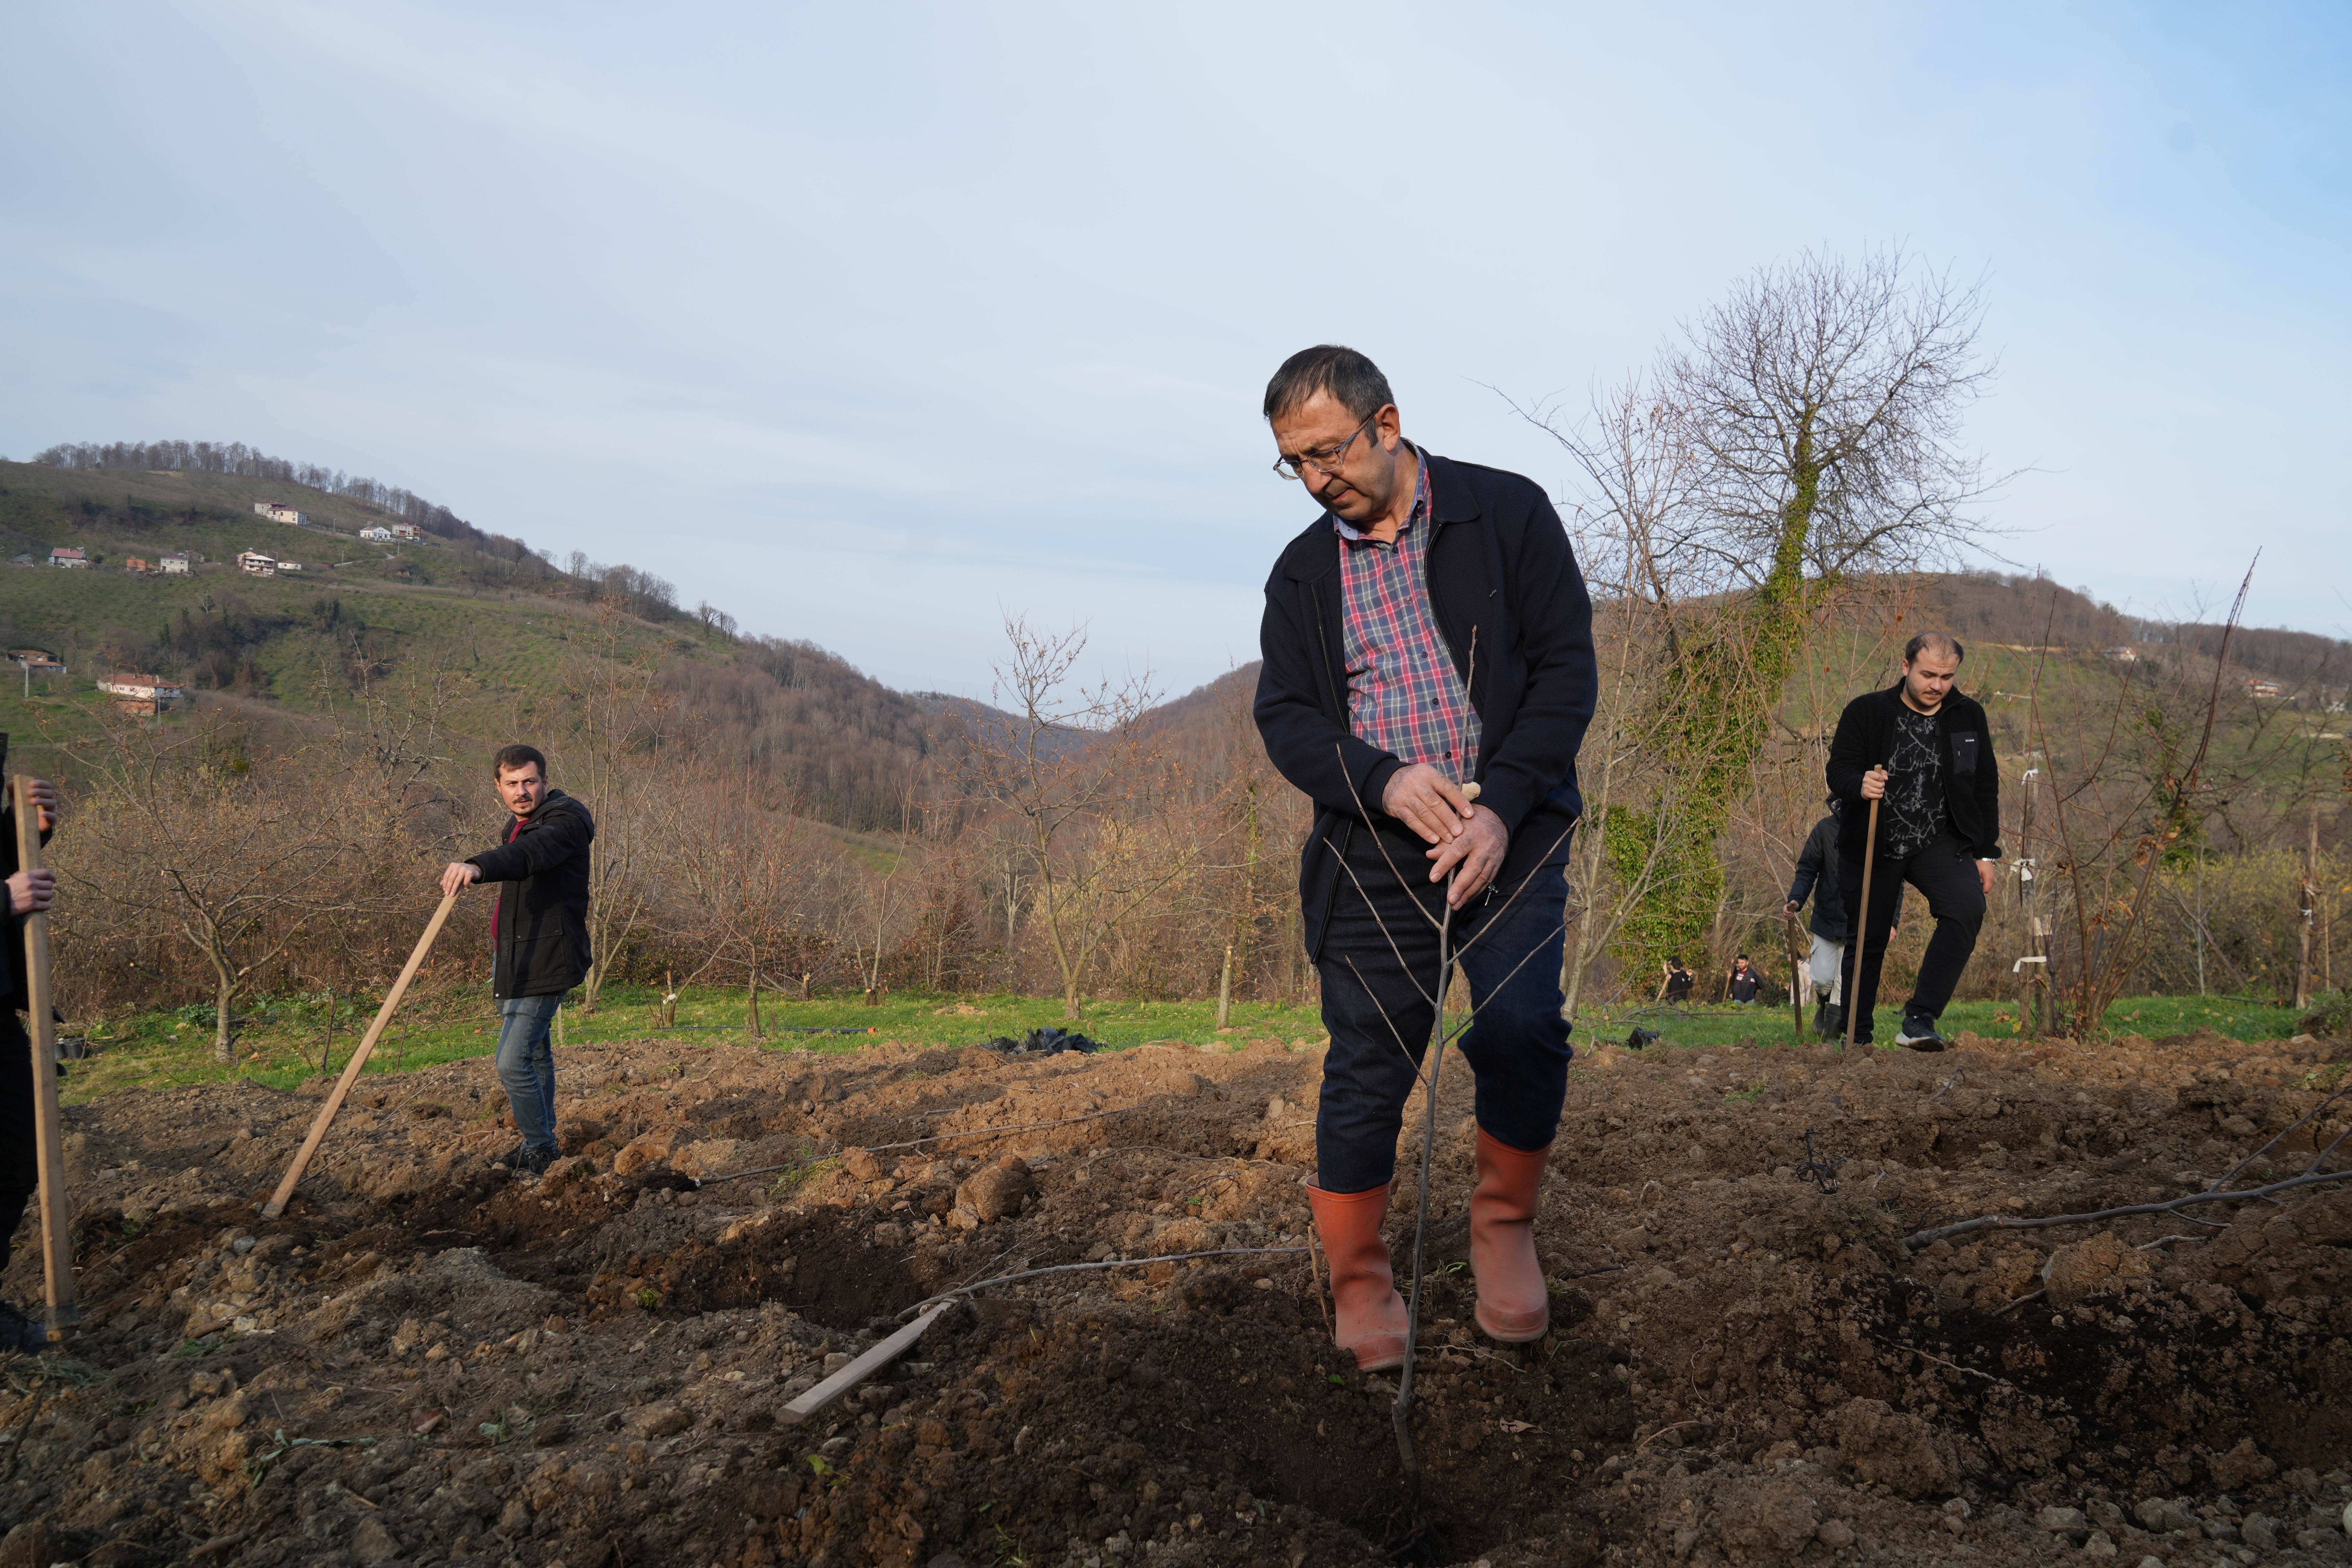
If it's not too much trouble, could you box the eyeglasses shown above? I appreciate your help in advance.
[1271,412,1379,482]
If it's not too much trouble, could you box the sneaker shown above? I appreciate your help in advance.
[0,1301,51,1353]
[513,1144,557,1176]
[1896,1012,1947,1051]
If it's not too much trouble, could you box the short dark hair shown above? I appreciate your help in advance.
[492,743,546,779]
[1263,345,1394,424]
[1904,632,1965,665]
[1736,953,1749,961]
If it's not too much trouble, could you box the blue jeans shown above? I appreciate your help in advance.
[496,992,567,1155]
[1314,821,1575,1193]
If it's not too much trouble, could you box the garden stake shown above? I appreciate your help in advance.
[1844,783,1882,1051]
[262,891,458,1219]
[1782,908,1809,1041]
[14,774,78,1340]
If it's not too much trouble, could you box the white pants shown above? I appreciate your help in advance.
[1809,934,1845,1006]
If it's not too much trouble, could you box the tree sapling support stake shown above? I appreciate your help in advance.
[14,774,78,1340]
[262,891,458,1219]
[1845,783,1882,1051]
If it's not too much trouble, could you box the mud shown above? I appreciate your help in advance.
[4,1026,2351,1567]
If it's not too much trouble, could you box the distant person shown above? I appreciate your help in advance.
[439,744,595,1174]
[1726,954,1761,1004]
[1826,633,2000,1050]
[1785,796,1851,1040]
[1657,956,1696,1008]
[1253,345,1598,1369]
[0,774,58,1352]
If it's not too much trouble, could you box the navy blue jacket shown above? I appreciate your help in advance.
[1253,452,1598,957]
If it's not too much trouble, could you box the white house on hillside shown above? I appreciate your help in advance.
[48,547,88,569]
[237,550,278,577]
[99,674,184,712]
[253,501,309,526]
[161,552,194,575]
[391,522,422,541]
[359,526,393,541]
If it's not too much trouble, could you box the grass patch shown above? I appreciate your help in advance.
[61,984,2309,1106]
[1573,992,2309,1052]
[62,986,1330,1105]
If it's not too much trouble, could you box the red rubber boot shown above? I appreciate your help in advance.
[1306,1179,1409,1371]
[1470,1130,1552,1342]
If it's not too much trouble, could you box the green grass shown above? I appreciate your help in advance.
[60,986,1331,1104]
[1574,992,2308,1053]
[60,982,2315,1106]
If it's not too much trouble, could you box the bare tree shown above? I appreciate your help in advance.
[1523,248,2006,975]
[964,616,1192,1021]
[67,718,366,1063]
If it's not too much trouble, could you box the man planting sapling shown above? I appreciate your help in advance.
[1253,345,1597,1369]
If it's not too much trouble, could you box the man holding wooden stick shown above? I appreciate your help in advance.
[0,774,58,1351]
[1254,346,1597,1369]
[440,745,594,1175]
[1825,634,2000,1050]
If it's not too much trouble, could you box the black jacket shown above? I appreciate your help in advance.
[1253,452,1598,957]
[1787,815,1846,943]
[0,792,48,1015]
[1825,684,2002,864]
[467,789,595,1000]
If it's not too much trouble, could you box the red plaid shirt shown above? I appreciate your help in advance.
[1336,452,1480,782]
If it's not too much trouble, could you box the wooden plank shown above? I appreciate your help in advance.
[261,892,458,1219]
[781,1303,951,1426]
[15,776,77,1340]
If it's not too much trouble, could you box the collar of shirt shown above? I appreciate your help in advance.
[1330,444,1427,547]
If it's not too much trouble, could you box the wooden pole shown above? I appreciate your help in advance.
[261,892,457,1219]
[1783,911,1809,1042]
[2297,804,2319,1011]
[15,777,78,1340]
[1844,792,1882,1051]
[1215,944,1233,1032]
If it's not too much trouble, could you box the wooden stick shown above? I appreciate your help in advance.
[1783,911,1808,1041]
[261,892,457,1219]
[15,777,78,1340]
[780,1302,951,1425]
[1845,791,1881,1051]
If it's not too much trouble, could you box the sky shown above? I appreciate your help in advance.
[3,2,2347,699]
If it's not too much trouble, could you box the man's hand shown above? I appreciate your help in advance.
[1861,766,1888,801]
[439,862,483,898]
[1381,763,1474,846]
[1977,860,1998,898]
[1783,898,1803,918]
[20,778,57,834]
[1425,806,1507,908]
[7,868,54,917]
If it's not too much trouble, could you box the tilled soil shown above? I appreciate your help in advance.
[5,1026,2352,1568]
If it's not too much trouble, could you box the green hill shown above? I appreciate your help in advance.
[0,457,936,828]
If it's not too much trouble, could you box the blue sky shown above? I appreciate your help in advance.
[3,3,2345,697]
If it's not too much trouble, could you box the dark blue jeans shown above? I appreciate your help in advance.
[496,992,567,1155]
[1314,821,1575,1193]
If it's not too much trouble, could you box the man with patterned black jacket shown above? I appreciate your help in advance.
[439,744,594,1174]
[1824,634,2000,1051]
